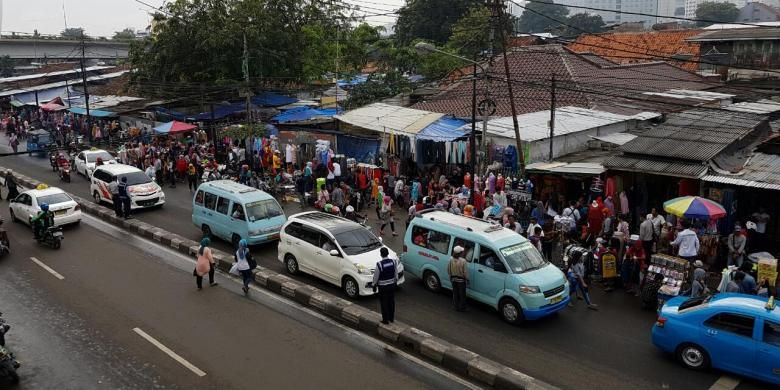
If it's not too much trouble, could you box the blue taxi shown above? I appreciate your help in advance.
[651,294,780,385]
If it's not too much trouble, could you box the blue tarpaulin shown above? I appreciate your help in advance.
[154,107,187,121]
[12,86,72,105]
[416,117,467,141]
[188,102,252,121]
[271,106,340,124]
[337,134,379,164]
[68,107,116,117]
[337,74,368,87]
[250,92,297,107]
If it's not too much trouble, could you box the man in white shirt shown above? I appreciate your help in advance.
[332,161,341,185]
[751,207,770,251]
[526,217,544,238]
[650,208,666,237]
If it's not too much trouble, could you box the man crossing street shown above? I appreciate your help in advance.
[447,246,469,312]
[109,178,121,217]
[372,247,398,324]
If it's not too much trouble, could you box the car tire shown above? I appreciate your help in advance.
[201,224,212,238]
[93,191,101,205]
[676,343,710,371]
[342,276,359,299]
[422,270,441,293]
[231,234,241,249]
[499,298,525,325]
[284,254,299,275]
[9,209,18,223]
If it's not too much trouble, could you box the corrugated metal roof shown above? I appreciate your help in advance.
[466,106,649,141]
[702,152,780,190]
[0,65,114,84]
[724,100,780,114]
[526,161,605,175]
[642,89,734,102]
[335,103,444,135]
[0,70,129,98]
[604,155,708,178]
[591,132,637,145]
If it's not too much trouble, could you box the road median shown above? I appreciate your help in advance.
[2,168,558,390]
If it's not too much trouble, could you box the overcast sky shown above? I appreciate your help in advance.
[2,0,402,38]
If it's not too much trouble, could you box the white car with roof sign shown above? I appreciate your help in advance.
[9,184,82,226]
[74,149,116,178]
[90,164,165,209]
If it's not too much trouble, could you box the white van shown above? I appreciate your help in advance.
[90,164,165,209]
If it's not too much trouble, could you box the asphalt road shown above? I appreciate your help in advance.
[0,143,769,390]
[0,208,478,389]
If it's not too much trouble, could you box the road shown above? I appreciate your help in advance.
[0,209,477,389]
[0,144,769,390]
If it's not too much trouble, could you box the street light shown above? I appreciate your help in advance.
[414,41,488,178]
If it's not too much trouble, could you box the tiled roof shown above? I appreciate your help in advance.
[567,30,703,72]
[412,45,710,118]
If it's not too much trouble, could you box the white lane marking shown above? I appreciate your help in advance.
[708,375,740,390]
[30,257,64,280]
[132,327,207,377]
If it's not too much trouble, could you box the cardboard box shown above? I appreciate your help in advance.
[758,258,778,287]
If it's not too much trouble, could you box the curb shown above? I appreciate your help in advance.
[3,169,559,390]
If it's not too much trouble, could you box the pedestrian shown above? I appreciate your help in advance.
[379,196,397,236]
[187,163,199,192]
[623,235,646,295]
[8,133,18,153]
[194,237,218,290]
[529,226,543,252]
[447,245,468,312]
[372,247,398,324]
[154,157,162,185]
[526,217,544,238]
[118,176,131,219]
[235,239,254,294]
[727,225,747,267]
[639,214,655,256]
[4,171,18,201]
[109,177,121,217]
[167,159,176,188]
[331,184,344,214]
[739,262,757,294]
[688,263,709,298]
[670,221,699,262]
[567,251,598,310]
[725,271,745,293]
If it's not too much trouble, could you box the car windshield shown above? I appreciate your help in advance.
[678,295,713,311]
[334,227,382,256]
[500,242,548,274]
[245,199,284,222]
[120,172,152,186]
[87,151,113,163]
[38,193,72,205]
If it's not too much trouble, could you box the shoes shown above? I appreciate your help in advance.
[567,302,575,308]
[242,286,249,294]
[210,282,219,287]
[392,232,398,236]
[587,304,599,311]
[197,287,202,290]
[381,320,389,325]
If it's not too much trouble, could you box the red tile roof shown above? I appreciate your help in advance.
[567,30,703,72]
[412,45,713,118]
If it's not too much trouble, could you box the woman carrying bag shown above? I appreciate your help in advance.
[231,239,256,294]
[194,238,218,290]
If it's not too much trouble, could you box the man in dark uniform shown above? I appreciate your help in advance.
[117,176,131,219]
[372,247,398,324]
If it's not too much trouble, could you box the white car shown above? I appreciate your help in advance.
[9,185,82,226]
[278,211,404,299]
[90,164,165,209]
[74,149,116,178]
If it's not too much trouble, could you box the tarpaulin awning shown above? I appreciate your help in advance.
[153,120,197,134]
[271,106,340,124]
[250,92,297,107]
[40,97,67,112]
[68,107,116,117]
[9,100,24,107]
[154,107,187,121]
[189,101,255,121]
[417,117,467,141]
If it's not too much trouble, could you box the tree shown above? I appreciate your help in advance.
[564,13,606,36]
[695,2,740,26]
[395,0,474,45]
[113,28,137,41]
[61,27,87,39]
[516,0,569,34]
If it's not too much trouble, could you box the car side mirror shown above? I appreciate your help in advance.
[329,249,340,257]
[378,237,383,243]
[493,262,507,273]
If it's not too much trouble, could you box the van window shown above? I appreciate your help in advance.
[478,246,501,270]
[411,226,451,255]
[500,242,547,273]
[203,192,217,210]
[194,190,204,206]
[245,199,284,222]
[231,203,245,220]
[216,197,231,215]
[452,238,476,262]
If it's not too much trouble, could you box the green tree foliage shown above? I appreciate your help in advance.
[564,13,606,36]
[395,0,474,45]
[695,2,740,26]
[516,0,569,33]
[61,27,87,39]
[113,28,137,41]
[344,72,412,110]
[447,5,513,60]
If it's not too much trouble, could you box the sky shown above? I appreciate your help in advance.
[1,0,404,38]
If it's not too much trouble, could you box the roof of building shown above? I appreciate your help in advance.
[567,30,704,72]
[0,65,114,84]
[590,132,637,146]
[724,99,780,114]
[688,27,780,41]
[335,103,444,135]
[704,21,780,29]
[0,70,129,99]
[702,152,780,190]
[411,45,711,118]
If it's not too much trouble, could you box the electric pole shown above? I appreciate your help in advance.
[549,74,556,161]
[242,32,251,128]
[79,33,91,142]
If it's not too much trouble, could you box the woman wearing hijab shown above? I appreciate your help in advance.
[531,201,546,226]
[194,238,217,289]
[379,196,397,236]
[235,239,252,294]
[375,185,384,219]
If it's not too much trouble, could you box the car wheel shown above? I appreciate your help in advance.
[499,298,525,325]
[284,254,299,275]
[201,224,212,238]
[9,209,18,223]
[231,234,241,249]
[677,344,710,371]
[342,276,359,299]
[93,191,101,204]
[422,270,441,293]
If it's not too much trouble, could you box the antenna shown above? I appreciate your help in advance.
[62,0,68,30]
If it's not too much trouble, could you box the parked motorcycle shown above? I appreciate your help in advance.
[0,313,20,385]
[37,226,63,249]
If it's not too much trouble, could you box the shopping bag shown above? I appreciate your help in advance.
[229,263,240,276]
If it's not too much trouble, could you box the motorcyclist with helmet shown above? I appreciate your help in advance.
[31,203,55,240]
[344,205,366,224]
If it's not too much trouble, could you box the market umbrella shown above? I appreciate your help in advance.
[663,196,726,220]
[153,120,197,134]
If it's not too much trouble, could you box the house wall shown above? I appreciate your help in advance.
[737,3,780,22]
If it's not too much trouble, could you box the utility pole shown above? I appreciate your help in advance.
[549,74,556,161]
[79,33,91,143]
[64,78,71,107]
[470,59,477,176]
[242,32,251,128]
[482,1,497,174]
[494,0,525,177]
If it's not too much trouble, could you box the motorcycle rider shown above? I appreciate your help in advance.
[344,205,366,224]
[31,203,54,240]
[57,153,71,178]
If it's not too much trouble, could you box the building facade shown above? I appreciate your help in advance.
[557,0,659,26]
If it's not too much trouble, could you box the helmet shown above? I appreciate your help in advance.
[40,203,49,211]
[346,205,354,213]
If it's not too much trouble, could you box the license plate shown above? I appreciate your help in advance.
[549,295,563,304]
[55,210,67,216]
[53,232,63,237]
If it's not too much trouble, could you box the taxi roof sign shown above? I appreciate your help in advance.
[36,184,49,190]
[767,296,776,311]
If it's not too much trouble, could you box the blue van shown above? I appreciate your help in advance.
[192,180,286,247]
[27,129,52,157]
[401,210,570,324]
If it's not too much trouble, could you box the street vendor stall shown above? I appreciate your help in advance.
[663,196,727,266]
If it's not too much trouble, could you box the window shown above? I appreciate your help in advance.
[245,199,283,222]
[77,152,84,161]
[284,223,302,238]
[334,228,382,256]
[231,203,245,220]
[86,151,113,163]
[426,230,451,254]
[478,246,501,271]
[93,170,109,182]
[194,190,204,206]
[38,193,73,206]
[764,320,780,347]
[17,194,31,206]
[299,227,321,246]
[215,197,230,215]
[452,238,476,262]
[118,172,152,186]
[411,226,429,248]
[500,242,548,273]
[704,313,755,338]
[204,192,217,210]
[319,233,336,253]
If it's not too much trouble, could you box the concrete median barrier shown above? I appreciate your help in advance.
[0,168,558,390]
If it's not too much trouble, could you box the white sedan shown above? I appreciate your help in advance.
[74,149,116,178]
[9,186,82,226]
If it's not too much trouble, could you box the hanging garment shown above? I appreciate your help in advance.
[619,191,629,215]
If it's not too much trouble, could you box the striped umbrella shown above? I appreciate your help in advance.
[663,196,726,220]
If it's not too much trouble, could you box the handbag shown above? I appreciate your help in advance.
[247,253,257,270]
[229,262,240,275]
